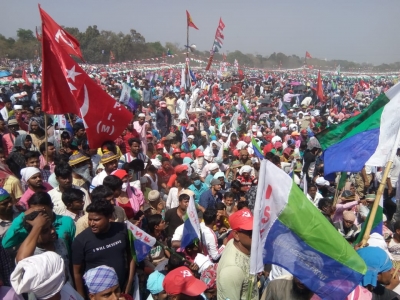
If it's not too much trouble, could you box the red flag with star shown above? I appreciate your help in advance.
[39,5,84,61]
[40,9,132,148]
[186,10,199,30]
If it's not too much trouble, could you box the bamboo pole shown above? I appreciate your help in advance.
[332,173,342,206]
[361,129,400,246]
[44,113,48,164]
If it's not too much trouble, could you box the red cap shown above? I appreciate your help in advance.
[173,148,182,154]
[300,129,307,134]
[229,209,253,231]
[243,136,251,144]
[275,141,283,148]
[111,169,128,180]
[233,149,240,157]
[174,164,188,174]
[156,144,164,150]
[194,149,204,157]
[163,266,207,296]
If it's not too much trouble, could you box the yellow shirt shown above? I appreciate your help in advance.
[4,175,23,202]
[165,97,176,114]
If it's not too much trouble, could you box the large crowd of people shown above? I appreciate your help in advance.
[0,68,399,300]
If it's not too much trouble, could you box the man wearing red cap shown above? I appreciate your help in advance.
[217,209,258,300]
[163,266,207,300]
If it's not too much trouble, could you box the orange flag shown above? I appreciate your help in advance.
[186,10,199,30]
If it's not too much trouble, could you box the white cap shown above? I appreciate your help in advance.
[188,135,194,139]
[138,113,145,118]
[14,105,23,110]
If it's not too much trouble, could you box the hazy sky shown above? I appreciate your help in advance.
[2,0,399,65]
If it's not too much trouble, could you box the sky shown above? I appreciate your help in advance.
[1,0,400,65]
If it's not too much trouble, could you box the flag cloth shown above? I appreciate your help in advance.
[181,196,201,249]
[39,5,84,60]
[126,221,156,262]
[40,8,132,149]
[336,65,340,76]
[119,83,131,105]
[218,18,225,31]
[186,10,199,30]
[316,71,324,102]
[250,160,366,300]
[316,83,400,175]
[22,69,31,86]
[305,51,312,58]
[167,48,172,56]
[251,138,264,160]
[354,200,383,245]
[241,99,250,114]
[110,51,115,60]
[181,128,189,153]
[128,88,142,111]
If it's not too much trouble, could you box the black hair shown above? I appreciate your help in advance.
[265,152,275,161]
[203,208,217,225]
[61,131,71,139]
[128,159,144,172]
[231,180,242,191]
[39,142,54,154]
[178,193,190,202]
[54,163,72,178]
[271,155,281,165]
[147,214,163,234]
[24,151,40,162]
[91,186,113,202]
[27,192,53,208]
[62,187,85,207]
[100,141,117,155]
[308,184,317,191]
[161,157,170,164]
[166,252,185,271]
[176,175,189,189]
[86,199,114,217]
[73,122,85,134]
[216,202,226,210]
[103,175,123,192]
[224,192,234,199]
[318,198,333,210]
[148,165,157,173]
[128,138,142,147]
[237,201,249,210]
[23,211,49,232]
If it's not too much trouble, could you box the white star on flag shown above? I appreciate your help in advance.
[66,65,81,82]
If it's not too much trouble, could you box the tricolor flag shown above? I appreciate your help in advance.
[186,10,199,30]
[241,99,250,114]
[251,137,264,160]
[181,196,201,249]
[126,221,156,262]
[316,82,400,175]
[250,160,367,300]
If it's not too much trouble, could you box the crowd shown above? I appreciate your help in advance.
[0,68,399,300]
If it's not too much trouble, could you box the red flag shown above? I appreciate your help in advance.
[231,83,242,96]
[218,18,225,31]
[40,13,132,148]
[215,30,224,40]
[205,54,214,71]
[39,5,84,61]
[360,80,370,89]
[22,69,31,86]
[316,71,324,102]
[110,51,115,60]
[238,69,244,81]
[305,51,312,59]
[186,10,199,30]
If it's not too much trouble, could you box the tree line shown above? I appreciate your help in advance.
[0,27,398,72]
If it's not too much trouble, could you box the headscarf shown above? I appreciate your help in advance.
[28,116,45,132]
[12,134,30,151]
[239,165,252,175]
[307,137,321,150]
[357,246,392,287]
[83,265,119,294]
[20,167,41,182]
[10,252,65,299]
[146,270,165,295]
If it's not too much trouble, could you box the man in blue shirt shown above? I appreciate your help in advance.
[199,178,222,212]
[188,173,208,204]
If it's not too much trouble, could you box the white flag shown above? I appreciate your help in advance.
[119,83,131,105]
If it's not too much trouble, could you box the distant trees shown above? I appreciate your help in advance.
[0,26,398,72]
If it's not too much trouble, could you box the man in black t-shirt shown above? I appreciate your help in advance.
[72,200,134,297]
[164,192,190,238]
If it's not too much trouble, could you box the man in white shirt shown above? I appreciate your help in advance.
[200,208,226,262]
[48,164,90,216]
[90,152,119,192]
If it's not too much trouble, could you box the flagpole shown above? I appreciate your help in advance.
[361,128,400,246]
